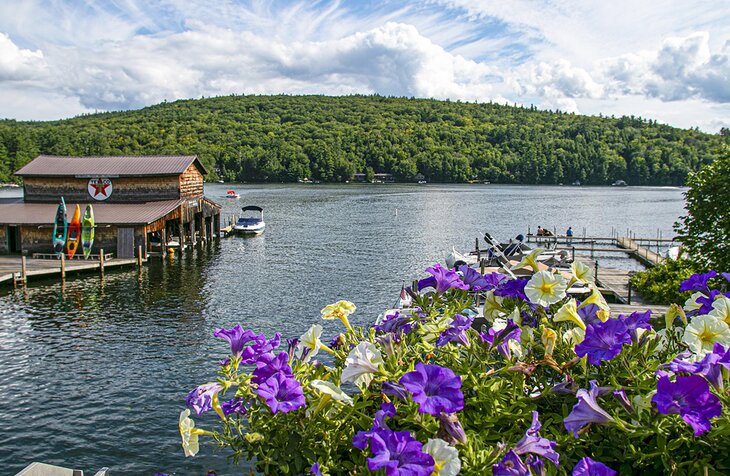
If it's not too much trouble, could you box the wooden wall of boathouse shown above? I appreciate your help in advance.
[23,176,184,203]
[179,163,204,198]
[0,226,7,254]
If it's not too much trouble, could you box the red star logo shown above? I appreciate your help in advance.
[92,181,109,197]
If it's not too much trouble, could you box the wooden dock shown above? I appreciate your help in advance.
[526,234,674,267]
[0,254,146,287]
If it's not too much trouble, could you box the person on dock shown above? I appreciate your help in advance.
[537,226,544,236]
[567,226,573,244]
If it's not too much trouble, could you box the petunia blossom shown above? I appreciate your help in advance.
[618,310,653,343]
[524,271,568,307]
[340,341,384,390]
[652,374,722,436]
[708,296,730,325]
[220,397,248,417]
[436,314,474,347]
[511,248,545,273]
[572,457,616,476]
[480,319,522,360]
[252,351,293,384]
[495,278,529,301]
[256,373,306,414]
[493,449,530,476]
[564,380,614,437]
[419,263,469,294]
[213,325,257,357]
[554,299,586,330]
[185,383,223,416]
[458,264,490,291]
[321,300,356,332]
[680,271,717,295]
[179,409,200,457]
[422,438,461,476]
[367,430,435,476]
[574,319,632,366]
[310,379,353,406]
[513,411,560,467]
[297,324,334,363]
[571,260,594,284]
[400,362,464,415]
[682,314,730,356]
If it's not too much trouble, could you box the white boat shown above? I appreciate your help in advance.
[233,206,265,235]
[225,190,240,199]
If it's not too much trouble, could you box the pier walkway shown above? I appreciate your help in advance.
[0,255,145,287]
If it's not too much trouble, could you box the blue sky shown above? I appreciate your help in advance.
[1,0,729,131]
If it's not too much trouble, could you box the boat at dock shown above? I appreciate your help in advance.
[232,206,265,235]
[225,190,240,199]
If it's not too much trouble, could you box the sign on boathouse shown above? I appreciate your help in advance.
[88,178,113,200]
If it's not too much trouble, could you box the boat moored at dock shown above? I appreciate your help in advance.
[232,206,265,235]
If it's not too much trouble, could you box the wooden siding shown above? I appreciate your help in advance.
[23,176,182,203]
[0,226,7,254]
[179,163,204,198]
[18,225,140,255]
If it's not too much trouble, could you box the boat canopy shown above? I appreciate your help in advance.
[242,206,263,212]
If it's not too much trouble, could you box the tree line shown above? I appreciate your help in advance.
[0,94,727,184]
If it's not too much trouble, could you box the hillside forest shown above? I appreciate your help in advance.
[0,95,727,184]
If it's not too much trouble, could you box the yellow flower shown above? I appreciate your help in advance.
[553,299,586,330]
[577,286,610,319]
[709,296,730,325]
[321,300,357,332]
[541,328,558,356]
[665,303,687,330]
[563,327,586,347]
[684,292,704,313]
[297,324,335,362]
[524,271,568,306]
[511,248,545,273]
[683,314,730,356]
[179,409,200,457]
[570,260,594,285]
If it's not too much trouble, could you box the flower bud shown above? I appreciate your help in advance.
[437,412,468,445]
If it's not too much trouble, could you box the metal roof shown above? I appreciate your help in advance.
[15,155,207,177]
[0,198,184,225]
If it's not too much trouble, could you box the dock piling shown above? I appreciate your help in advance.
[99,248,105,276]
[137,245,143,269]
[21,256,27,285]
[60,254,66,281]
[594,260,599,282]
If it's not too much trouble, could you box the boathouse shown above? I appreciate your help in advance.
[0,155,221,257]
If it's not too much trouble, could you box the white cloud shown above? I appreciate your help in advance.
[0,33,46,81]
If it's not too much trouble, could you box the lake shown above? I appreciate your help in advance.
[0,183,685,475]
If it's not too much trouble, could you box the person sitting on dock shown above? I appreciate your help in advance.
[537,226,545,236]
[542,227,554,237]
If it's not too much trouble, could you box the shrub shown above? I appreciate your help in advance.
[629,258,698,304]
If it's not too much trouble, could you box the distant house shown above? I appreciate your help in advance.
[0,155,221,257]
[352,173,395,183]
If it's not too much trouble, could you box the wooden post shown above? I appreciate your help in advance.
[571,246,575,262]
[594,260,599,283]
[480,258,486,275]
[99,248,105,276]
[137,245,143,268]
[60,254,66,281]
[161,227,167,257]
[179,205,185,249]
[21,255,27,285]
[627,278,633,305]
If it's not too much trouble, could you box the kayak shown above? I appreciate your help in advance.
[66,204,81,259]
[81,204,95,259]
[52,198,68,257]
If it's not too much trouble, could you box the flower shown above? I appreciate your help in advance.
[256,373,307,414]
[221,397,248,416]
[513,411,560,467]
[708,296,730,325]
[458,264,490,291]
[577,286,610,315]
[680,271,717,294]
[252,351,293,384]
[374,311,416,335]
[185,383,223,416]
[682,314,730,356]
[495,278,529,301]
[321,300,356,332]
[612,389,633,413]
[419,263,469,294]
[481,319,523,360]
[483,290,505,319]
[665,303,687,330]
[574,319,632,366]
[696,290,724,315]
[618,310,653,343]
[213,325,281,364]
[524,271,568,307]
[511,248,545,273]
[353,403,396,450]
[310,462,323,476]
[541,327,557,356]
[382,381,409,400]
[310,379,354,405]
[723,272,730,283]
[400,362,464,415]
[652,374,722,436]
[684,291,705,313]
[578,304,603,326]
[213,325,256,357]
[571,260,594,284]
[564,380,614,437]
[554,299,586,330]
[423,438,461,476]
[493,450,530,476]
[297,324,334,363]
[436,314,474,347]
[483,272,510,289]
[179,409,200,457]
[563,327,586,348]
[665,348,727,390]
[437,412,468,445]
[572,457,616,476]
[367,430,435,476]
[341,341,384,390]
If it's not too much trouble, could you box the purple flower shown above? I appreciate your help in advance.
[213,325,281,364]
[185,383,223,416]
[495,278,529,301]
[436,314,474,347]
[458,264,490,290]
[612,389,633,413]
[256,373,306,414]
[367,430,435,476]
[514,411,560,466]
[652,374,722,436]
[577,304,602,326]
[480,320,522,360]
[252,351,292,384]
[399,363,464,415]
[310,462,322,476]
[551,379,579,395]
[329,333,345,350]
[723,272,730,283]
[418,263,469,294]
[213,325,257,357]
[564,380,614,437]
[619,310,653,343]
[493,450,530,476]
[483,272,509,290]
[240,332,281,365]
[374,311,416,335]
[680,271,717,295]
[221,397,248,416]
[353,403,397,450]
[382,381,408,401]
[664,344,730,390]
[572,457,616,476]
[437,412,468,445]
[696,290,723,315]
[574,319,632,366]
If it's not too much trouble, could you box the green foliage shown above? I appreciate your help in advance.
[630,259,699,304]
[675,146,730,272]
[0,95,727,184]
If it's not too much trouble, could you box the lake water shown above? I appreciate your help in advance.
[0,184,685,475]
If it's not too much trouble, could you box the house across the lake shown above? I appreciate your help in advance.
[0,155,221,257]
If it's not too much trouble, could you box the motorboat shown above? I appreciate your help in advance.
[225,190,240,199]
[233,206,265,235]
[611,180,627,187]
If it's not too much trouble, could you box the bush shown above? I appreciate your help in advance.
[629,258,698,304]
[180,264,730,475]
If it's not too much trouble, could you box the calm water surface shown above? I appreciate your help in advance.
[0,184,685,474]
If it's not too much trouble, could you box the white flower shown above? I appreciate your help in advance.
[297,324,323,363]
[310,379,354,405]
[511,248,544,272]
[553,299,586,330]
[683,314,730,356]
[571,260,594,284]
[423,438,461,476]
[577,285,611,317]
[524,271,568,307]
[563,327,586,348]
[340,342,384,390]
[684,292,704,313]
[709,296,730,325]
[482,290,504,320]
[419,315,453,342]
[179,409,199,457]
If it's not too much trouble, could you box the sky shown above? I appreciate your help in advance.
[1,0,729,132]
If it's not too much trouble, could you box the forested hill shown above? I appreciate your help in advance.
[0,95,727,185]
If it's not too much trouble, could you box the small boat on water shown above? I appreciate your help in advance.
[225,190,240,199]
[611,180,627,187]
[66,204,81,259]
[52,198,68,257]
[233,206,265,235]
[82,204,95,259]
